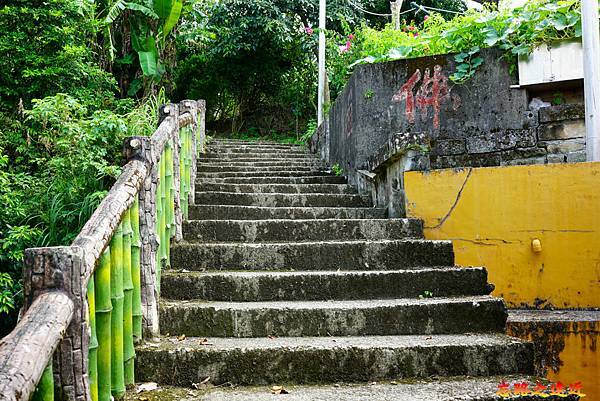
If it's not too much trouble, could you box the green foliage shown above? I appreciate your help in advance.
[331,163,344,176]
[102,0,184,95]
[331,0,581,89]
[0,92,163,336]
[0,0,117,110]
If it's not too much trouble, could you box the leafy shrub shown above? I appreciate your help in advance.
[0,0,117,110]
[0,92,163,336]
[327,0,582,92]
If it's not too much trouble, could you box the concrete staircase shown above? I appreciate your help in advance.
[135,139,536,398]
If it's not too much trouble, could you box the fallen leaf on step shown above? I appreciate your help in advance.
[201,376,211,384]
[182,269,190,273]
[139,397,148,401]
[136,382,158,393]
[177,334,186,341]
[200,338,214,345]
[390,381,398,385]
[271,385,289,394]
[267,335,277,339]
[425,336,432,340]
[369,382,377,386]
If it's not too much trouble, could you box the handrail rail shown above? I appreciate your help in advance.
[0,99,206,401]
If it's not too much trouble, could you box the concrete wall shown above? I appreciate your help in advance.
[403,162,600,309]
[311,48,586,217]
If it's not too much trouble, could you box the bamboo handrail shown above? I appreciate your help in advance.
[0,100,206,401]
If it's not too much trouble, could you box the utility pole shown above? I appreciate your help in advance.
[390,0,403,30]
[317,0,327,125]
[582,0,600,161]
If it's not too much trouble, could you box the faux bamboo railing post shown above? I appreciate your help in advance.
[131,199,143,343]
[95,249,112,401]
[109,224,125,400]
[121,209,135,387]
[21,246,90,401]
[86,277,98,401]
[124,137,159,338]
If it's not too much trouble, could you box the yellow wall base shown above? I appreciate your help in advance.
[404,163,600,308]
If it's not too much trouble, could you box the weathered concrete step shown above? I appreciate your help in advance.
[136,334,533,386]
[197,171,333,178]
[196,175,347,185]
[208,144,305,151]
[183,219,421,242]
[194,192,371,207]
[198,165,321,173]
[135,376,572,401]
[196,183,356,194]
[201,152,314,159]
[200,156,319,163]
[159,296,506,337]
[205,148,310,155]
[171,239,454,271]
[131,377,573,401]
[198,160,325,168]
[189,205,386,220]
[160,267,491,302]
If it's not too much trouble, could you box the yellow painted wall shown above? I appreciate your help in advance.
[507,321,599,399]
[404,162,600,308]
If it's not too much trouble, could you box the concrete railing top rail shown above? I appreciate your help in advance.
[0,100,206,401]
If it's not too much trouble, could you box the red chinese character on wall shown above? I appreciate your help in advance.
[392,65,461,130]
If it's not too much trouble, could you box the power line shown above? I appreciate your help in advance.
[348,0,465,19]
[347,0,392,17]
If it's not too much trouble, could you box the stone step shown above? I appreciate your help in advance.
[196,183,357,194]
[135,334,533,386]
[198,165,322,173]
[196,171,333,178]
[198,160,325,168]
[171,239,454,271]
[205,148,310,155]
[209,140,305,146]
[159,296,506,337]
[207,143,308,153]
[199,156,319,163]
[182,219,422,242]
[129,376,568,401]
[160,267,491,302]
[194,192,371,208]
[201,152,314,159]
[196,175,347,184]
[189,205,386,220]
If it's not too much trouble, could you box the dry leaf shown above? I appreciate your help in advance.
[200,338,214,345]
[369,382,377,386]
[139,397,149,401]
[177,334,186,341]
[390,381,398,385]
[201,376,211,385]
[271,385,289,394]
[136,382,158,393]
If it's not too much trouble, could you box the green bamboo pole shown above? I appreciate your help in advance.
[131,198,142,343]
[165,140,174,265]
[122,209,135,387]
[184,128,192,219]
[95,248,112,401]
[160,150,168,271]
[155,155,163,294]
[87,276,99,401]
[110,224,125,400]
[179,129,186,216]
[31,362,53,401]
